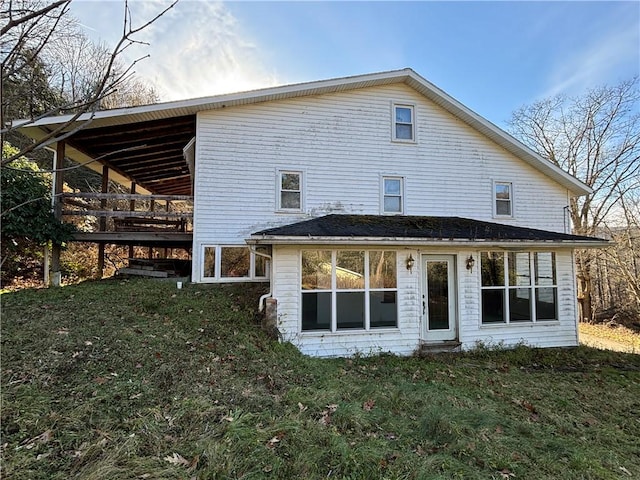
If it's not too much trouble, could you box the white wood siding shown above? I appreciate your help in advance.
[273,245,421,357]
[192,84,570,282]
[272,246,577,358]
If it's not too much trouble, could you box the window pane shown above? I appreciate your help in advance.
[369,251,397,289]
[384,178,401,195]
[536,288,557,320]
[302,292,331,331]
[395,107,412,123]
[509,288,531,322]
[281,191,300,209]
[495,184,511,199]
[302,251,331,290]
[427,261,450,330]
[336,251,364,289]
[384,196,401,213]
[482,289,505,323]
[220,247,250,277]
[535,252,556,285]
[496,200,511,216]
[281,173,300,190]
[203,247,216,278]
[481,252,504,286]
[509,252,531,286]
[254,246,269,278]
[337,292,365,329]
[370,291,397,328]
[396,124,413,140]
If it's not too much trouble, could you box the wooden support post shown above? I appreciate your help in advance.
[50,141,65,286]
[97,166,109,278]
[128,182,136,259]
[148,198,155,259]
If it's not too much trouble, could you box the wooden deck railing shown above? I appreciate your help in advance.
[61,193,194,233]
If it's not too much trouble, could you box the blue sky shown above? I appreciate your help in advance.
[71,1,639,128]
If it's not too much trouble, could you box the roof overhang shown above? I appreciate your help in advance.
[247,235,609,249]
[15,68,591,197]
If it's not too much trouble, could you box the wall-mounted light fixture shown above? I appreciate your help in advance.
[406,254,415,273]
[466,255,475,273]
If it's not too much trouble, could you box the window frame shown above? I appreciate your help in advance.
[201,244,270,282]
[381,175,405,215]
[392,103,416,143]
[276,169,304,213]
[480,251,558,325]
[300,249,399,333]
[493,180,514,218]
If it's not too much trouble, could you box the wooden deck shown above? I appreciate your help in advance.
[61,192,193,247]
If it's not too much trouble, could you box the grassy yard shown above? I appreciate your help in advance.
[2,279,639,480]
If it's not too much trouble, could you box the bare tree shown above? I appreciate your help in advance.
[508,78,640,321]
[1,0,176,164]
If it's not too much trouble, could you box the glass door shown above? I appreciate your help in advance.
[422,255,457,342]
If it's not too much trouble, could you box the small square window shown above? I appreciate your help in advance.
[494,182,513,217]
[392,104,415,142]
[278,170,302,211]
[382,177,404,214]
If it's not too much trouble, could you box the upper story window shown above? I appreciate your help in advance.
[392,104,415,142]
[494,181,513,217]
[277,170,303,212]
[382,176,404,214]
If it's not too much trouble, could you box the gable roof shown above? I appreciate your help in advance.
[16,68,590,196]
[250,214,608,248]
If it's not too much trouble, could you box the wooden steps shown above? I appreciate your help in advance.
[417,340,462,355]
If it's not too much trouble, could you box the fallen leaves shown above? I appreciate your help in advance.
[319,404,338,426]
[164,452,199,471]
[363,399,376,411]
[16,430,52,451]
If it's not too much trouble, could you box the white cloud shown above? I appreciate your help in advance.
[73,0,280,101]
[542,15,640,98]
[128,1,281,101]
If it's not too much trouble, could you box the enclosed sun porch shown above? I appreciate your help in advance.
[25,113,198,283]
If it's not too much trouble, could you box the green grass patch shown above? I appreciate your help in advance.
[2,278,640,479]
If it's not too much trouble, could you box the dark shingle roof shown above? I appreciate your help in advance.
[253,215,604,243]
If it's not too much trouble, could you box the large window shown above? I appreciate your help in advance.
[481,251,557,324]
[494,181,513,217]
[392,104,415,142]
[382,176,404,214]
[202,245,270,281]
[277,170,303,212]
[301,250,398,332]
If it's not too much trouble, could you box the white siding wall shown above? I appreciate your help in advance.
[273,246,577,358]
[273,245,421,357]
[192,84,570,282]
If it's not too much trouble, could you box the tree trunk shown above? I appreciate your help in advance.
[576,251,594,321]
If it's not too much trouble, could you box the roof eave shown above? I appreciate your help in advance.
[247,235,609,249]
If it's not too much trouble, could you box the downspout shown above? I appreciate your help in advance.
[250,245,272,312]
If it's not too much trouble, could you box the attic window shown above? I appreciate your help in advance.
[392,104,415,142]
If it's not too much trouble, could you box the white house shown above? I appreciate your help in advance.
[17,69,607,357]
